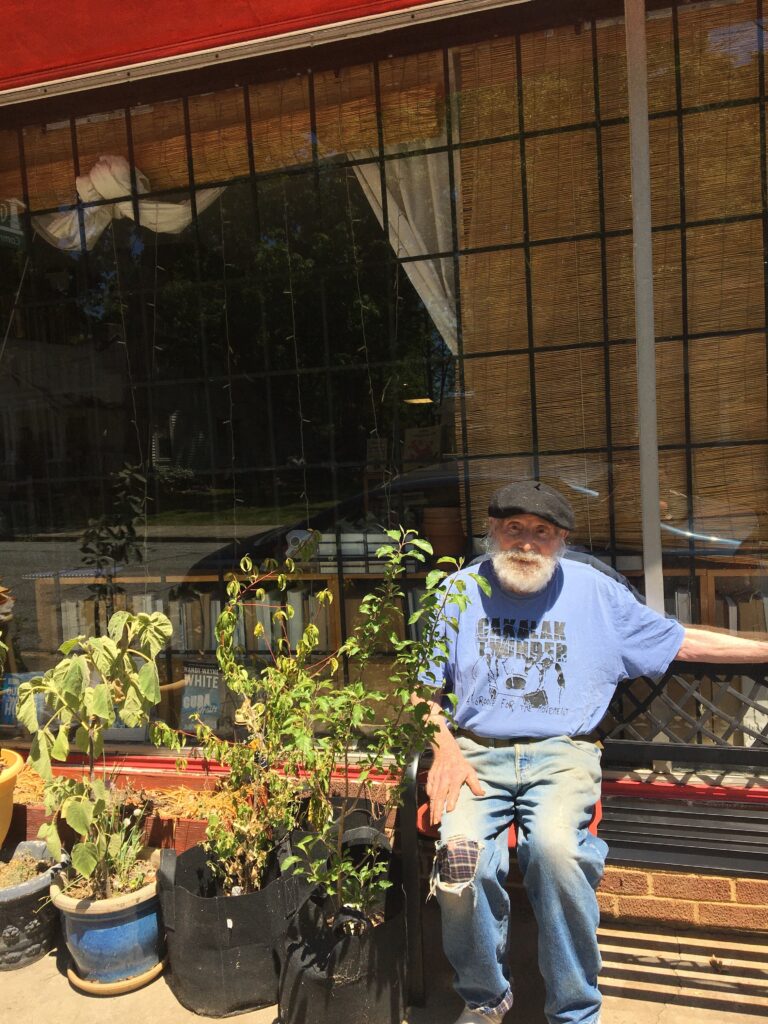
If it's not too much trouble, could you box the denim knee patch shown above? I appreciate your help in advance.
[435,837,482,885]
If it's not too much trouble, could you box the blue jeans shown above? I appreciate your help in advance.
[432,735,607,1024]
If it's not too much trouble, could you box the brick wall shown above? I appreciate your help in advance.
[598,867,768,932]
[502,863,768,933]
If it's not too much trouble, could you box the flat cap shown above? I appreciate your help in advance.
[488,480,575,531]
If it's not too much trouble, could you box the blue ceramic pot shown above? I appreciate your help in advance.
[51,877,164,986]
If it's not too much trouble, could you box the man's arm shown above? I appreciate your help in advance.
[676,627,768,663]
[410,692,485,827]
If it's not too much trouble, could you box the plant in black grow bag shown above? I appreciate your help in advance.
[279,529,472,1024]
[153,546,339,1017]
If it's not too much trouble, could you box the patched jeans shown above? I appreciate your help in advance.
[431,735,607,1024]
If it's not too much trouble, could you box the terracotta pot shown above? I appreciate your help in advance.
[421,507,465,560]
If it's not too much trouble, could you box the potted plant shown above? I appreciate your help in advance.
[153,549,330,1017]
[277,528,457,1024]
[0,839,66,971]
[15,609,172,993]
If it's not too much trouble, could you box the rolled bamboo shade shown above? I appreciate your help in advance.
[456,9,768,554]
[462,353,532,457]
[596,12,677,119]
[677,0,759,107]
[683,105,762,222]
[534,347,606,453]
[609,340,686,448]
[454,38,518,143]
[604,231,683,341]
[460,141,524,249]
[459,249,528,354]
[539,454,611,549]
[525,130,600,241]
[601,118,680,232]
[688,336,768,445]
[0,131,22,198]
[2,54,444,211]
[686,220,765,335]
[529,239,604,346]
[189,88,250,182]
[519,25,595,131]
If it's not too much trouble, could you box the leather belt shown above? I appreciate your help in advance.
[455,728,602,748]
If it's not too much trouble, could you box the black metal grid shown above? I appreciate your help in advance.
[600,661,768,768]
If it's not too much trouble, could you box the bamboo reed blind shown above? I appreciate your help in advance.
[1,1,766,560]
[0,51,444,210]
[456,1,768,554]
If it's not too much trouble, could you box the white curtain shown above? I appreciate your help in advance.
[32,155,224,252]
[352,140,457,354]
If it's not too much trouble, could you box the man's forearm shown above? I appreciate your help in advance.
[410,691,458,752]
[677,627,768,663]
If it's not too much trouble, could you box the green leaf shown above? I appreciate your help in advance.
[107,610,131,643]
[90,682,115,723]
[15,683,40,734]
[37,822,62,862]
[136,661,160,704]
[64,798,94,837]
[62,657,88,707]
[426,570,447,590]
[74,723,90,755]
[409,537,433,554]
[119,686,144,727]
[469,573,492,597]
[50,724,70,762]
[71,842,99,878]
[59,636,84,655]
[29,731,52,782]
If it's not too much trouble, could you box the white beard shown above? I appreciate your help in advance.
[487,539,564,595]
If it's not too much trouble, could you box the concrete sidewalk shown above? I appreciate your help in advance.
[3,901,766,1024]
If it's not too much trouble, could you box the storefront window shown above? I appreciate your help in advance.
[1,1,765,752]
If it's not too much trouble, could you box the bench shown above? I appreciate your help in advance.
[400,749,768,1006]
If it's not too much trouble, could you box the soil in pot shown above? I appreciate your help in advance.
[158,841,312,1017]
[0,840,64,971]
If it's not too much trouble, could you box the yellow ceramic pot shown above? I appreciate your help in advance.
[0,748,24,848]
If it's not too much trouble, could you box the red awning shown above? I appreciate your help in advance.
[2,0,503,95]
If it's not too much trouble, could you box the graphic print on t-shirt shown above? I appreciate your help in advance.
[470,616,569,714]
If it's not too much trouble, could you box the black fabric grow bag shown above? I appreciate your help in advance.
[158,843,312,1017]
[279,831,407,1024]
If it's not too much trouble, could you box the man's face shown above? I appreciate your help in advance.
[487,513,568,594]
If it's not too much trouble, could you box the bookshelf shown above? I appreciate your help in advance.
[19,564,429,741]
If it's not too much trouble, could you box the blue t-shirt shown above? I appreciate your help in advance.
[423,558,685,739]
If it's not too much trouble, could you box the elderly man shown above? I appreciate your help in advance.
[419,480,768,1024]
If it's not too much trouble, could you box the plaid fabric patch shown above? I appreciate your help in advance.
[480,985,515,1020]
[435,838,479,885]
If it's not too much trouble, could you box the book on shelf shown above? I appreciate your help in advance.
[131,593,165,615]
[179,660,221,731]
[286,589,307,649]
[168,598,187,651]
[673,588,692,625]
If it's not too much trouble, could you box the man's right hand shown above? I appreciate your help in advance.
[426,733,485,827]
